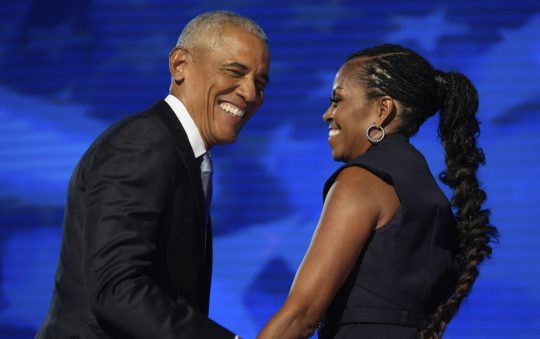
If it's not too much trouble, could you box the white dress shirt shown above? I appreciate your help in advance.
[164,94,207,157]
[164,95,239,339]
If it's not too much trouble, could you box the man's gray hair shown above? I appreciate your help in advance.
[176,10,267,49]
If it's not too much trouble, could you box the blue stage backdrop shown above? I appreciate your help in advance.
[0,1,539,338]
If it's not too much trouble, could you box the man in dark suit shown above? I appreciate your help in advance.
[36,10,270,339]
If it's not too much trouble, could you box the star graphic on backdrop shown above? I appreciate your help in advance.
[211,213,317,337]
[473,13,540,122]
[24,19,92,59]
[104,34,171,74]
[386,9,469,52]
[307,70,335,100]
[0,86,105,205]
[261,123,318,174]
[287,1,350,33]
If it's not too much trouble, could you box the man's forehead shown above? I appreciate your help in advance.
[196,24,244,46]
[218,25,268,48]
[207,29,268,58]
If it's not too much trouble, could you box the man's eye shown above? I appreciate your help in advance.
[255,80,267,91]
[226,69,244,77]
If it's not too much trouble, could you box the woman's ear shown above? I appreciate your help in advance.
[376,96,397,127]
[169,47,188,82]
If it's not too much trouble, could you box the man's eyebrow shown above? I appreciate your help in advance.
[222,62,269,84]
[222,62,248,71]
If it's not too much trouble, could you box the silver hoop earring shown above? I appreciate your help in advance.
[365,123,385,143]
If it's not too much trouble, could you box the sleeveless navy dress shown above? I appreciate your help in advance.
[318,134,457,339]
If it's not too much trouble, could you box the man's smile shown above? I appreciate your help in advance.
[219,101,246,118]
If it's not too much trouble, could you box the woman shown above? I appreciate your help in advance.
[257,44,497,338]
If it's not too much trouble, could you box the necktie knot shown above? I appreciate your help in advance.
[200,152,212,174]
[200,152,213,215]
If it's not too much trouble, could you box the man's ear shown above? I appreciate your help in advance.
[376,96,397,127]
[169,47,188,82]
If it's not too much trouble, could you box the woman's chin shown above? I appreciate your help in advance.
[331,151,346,163]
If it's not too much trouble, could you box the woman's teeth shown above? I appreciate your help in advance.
[220,102,245,117]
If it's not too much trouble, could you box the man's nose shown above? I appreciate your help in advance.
[236,78,258,103]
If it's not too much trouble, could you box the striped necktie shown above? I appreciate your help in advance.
[200,152,213,217]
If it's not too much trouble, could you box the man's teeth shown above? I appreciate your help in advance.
[329,129,341,138]
[220,103,245,117]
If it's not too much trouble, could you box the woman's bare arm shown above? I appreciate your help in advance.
[256,166,400,339]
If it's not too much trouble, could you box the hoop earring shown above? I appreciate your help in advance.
[365,123,385,143]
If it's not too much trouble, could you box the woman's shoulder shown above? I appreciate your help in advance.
[323,133,427,199]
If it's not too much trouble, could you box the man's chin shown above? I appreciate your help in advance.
[211,119,244,145]
[216,132,240,145]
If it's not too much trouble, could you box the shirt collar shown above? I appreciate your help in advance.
[164,94,207,158]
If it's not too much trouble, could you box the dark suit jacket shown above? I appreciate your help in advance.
[36,101,235,339]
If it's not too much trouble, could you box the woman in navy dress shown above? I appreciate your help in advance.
[257,44,497,338]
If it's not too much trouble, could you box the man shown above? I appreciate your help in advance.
[36,10,270,339]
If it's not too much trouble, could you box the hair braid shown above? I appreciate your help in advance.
[419,72,498,338]
[347,44,498,338]
[347,45,440,137]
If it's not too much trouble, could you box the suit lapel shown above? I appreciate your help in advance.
[153,100,206,236]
